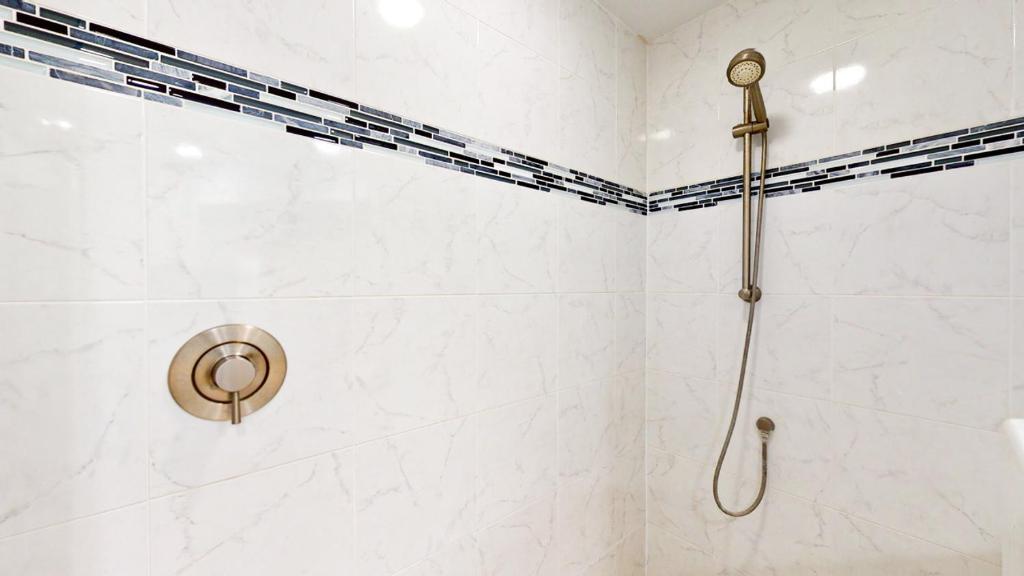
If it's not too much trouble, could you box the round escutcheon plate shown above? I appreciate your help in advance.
[168,324,287,422]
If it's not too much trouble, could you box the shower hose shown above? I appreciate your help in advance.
[712,134,769,518]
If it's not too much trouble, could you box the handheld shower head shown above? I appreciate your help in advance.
[715,47,774,520]
[727,49,768,125]
[727,49,766,87]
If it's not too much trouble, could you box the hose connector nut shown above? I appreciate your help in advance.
[756,416,775,439]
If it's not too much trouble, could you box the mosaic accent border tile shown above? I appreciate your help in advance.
[4,0,1024,218]
[648,118,1024,213]
[0,0,648,214]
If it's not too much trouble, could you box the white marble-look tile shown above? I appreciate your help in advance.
[356,418,476,576]
[558,375,644,482]
[0,303,146,539]
[558,468,642,575]
[477,25,559,160]
[832,297,1009,430]
[822,406,1005,564]
[477,295,557,409]
[0,504,148,575]
[646,450,724,552]
[475,0,558,62]
[646,524,724,576]
[646,293,717,378]
[716,0,835,68]
[1012,161,1024,295]
[356,0,480,136]
[558,0,615,93]
[831,512,1001,576]
[150,452,355,576]
[619,372,647,481]
[146,104,354,299]
[616,28,647,192]
[45,0,144,32]
[558,374,645,575]
[717,294,832,399]
[619,374,647,512]
[477,179,557,294]
[353,152,477,295]
[1017,0,1024,116]
[478,497,558,576]
[646,12,730,190]
[1014,300,1024,418]
[148,0,355,95]
[834,1,1011,152]
[834,0,947,44]
[647,206,719,293]
[718,189,836,295]
[476,397,556,526]
[558,294,615,388]
[147,299,356,497]
[0,68,144,301]
[352,296,476,439]
[754,50,835,169]
[711,488,838,576]
[397,532,481,576]
[831,164,1010,296]
[647,371,720,462]
[582,527,645,576]
[442,0,477,17]
[614,293,645,375]
[615,211,646,293]
[559,69,617,181]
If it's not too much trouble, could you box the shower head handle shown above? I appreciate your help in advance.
[747,84,769,125]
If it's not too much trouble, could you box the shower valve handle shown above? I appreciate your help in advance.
[213,355,257,425]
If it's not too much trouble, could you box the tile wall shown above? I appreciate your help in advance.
[0,1,648,575]
[645,1,1021,574]
[4,0,1024,574]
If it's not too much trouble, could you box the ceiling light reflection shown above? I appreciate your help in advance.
[313,139,342,155]
[378,0,424,29]
[809,64,866,95]
[40,118,73,130]
[649,129,672,141]
[175,144,204,159]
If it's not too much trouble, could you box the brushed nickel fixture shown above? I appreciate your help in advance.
[168,324,287,425]
[713,48,777,518]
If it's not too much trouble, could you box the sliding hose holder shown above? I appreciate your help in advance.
[732,120,769,138]
[737,87,763,304]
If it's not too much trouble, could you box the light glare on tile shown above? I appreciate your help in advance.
[39,118,73,130]
[175,144,204,159]
[377,0,424,28]
[649,129,672,141]
[809,65,866,95]
[809,71,832,95]
[836,65,866,91]
[313,140,342,156]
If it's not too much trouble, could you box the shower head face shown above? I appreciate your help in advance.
[727,49,766,87]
